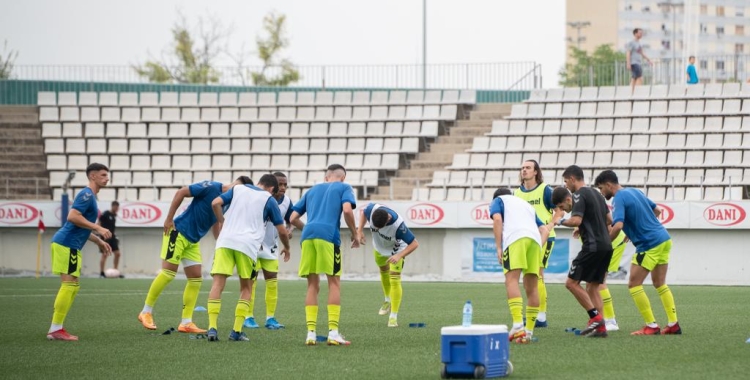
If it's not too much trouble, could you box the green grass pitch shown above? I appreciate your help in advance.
[0,278,746,379]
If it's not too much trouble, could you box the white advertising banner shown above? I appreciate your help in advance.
[1,200,748,229]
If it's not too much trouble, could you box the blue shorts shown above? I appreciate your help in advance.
[631,64,643,79]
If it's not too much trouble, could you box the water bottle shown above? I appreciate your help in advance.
[462,300,473,327]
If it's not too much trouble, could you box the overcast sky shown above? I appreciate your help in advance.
[0,0,566,88]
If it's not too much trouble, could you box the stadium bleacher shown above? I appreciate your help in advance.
[416,83,750,202]
[38,90,476,201]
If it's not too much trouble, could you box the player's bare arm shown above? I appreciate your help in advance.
[387,239,419,264]
[211,197,226,224]
[356,208,367,245]
[88,234,112,256]
[492,213,504,262]
[164,186,191,235]
[609,221,624,241]
[276,224,291,262]
[343,202,359,248]
[653,206,662,218]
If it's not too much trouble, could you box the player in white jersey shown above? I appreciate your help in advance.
[356,202,419,327]
[244,172,305,330]
[206,174,290,342]
[490,188,550,344]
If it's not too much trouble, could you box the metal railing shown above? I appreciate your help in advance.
[560,53,750,87]
[6,62,541,91]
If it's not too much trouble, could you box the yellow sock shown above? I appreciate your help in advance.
[328,304,341,331]
[208,299,221,330]
[600,288,615,320]
[247,280,257,318]
[265,279,278,318]
[508,297,523,325]
[51,281,79,326]
[380,270,391,300]
[144,269,176,308]
[389,275,402,314]
[538,277,547,313]
[181,278,202,321]
[629,286,656,324]
[656,285,678,324]
[524,306,540,333]
[305,305,318,332]
[234,300,250,332]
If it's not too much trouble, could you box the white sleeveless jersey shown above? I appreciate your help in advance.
[258,195,292,259]
[369,204,409,257]
[497,195,543,252]
[216,185,273,261]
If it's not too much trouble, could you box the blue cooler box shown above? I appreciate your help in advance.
[440,324,512,379]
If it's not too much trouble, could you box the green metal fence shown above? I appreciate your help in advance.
[0,80,529,105]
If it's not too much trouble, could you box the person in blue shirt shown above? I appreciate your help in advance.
[595,170,681,336]
[686,56,699,84]
[290,164,359,346]
[47,163,113,341]
[356,202,419,327]
[138,176,253,334]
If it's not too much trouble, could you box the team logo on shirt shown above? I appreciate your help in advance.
[703,203,746,227]
[119,203,162,225]
[0,203,40,225]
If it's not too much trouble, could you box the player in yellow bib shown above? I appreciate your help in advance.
[514,160,554,327]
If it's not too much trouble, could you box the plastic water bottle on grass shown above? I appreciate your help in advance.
[462,301,473,327]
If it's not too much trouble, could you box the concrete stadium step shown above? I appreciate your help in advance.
[374,186,414,198]
[473,103,513,113]
[0,161,48,171]
[0,128,41,139]
[410,161,453,170]
[391,169,435,179]
[435,135,476,144]
[416,151,466,162]
[0,144,45,154]
[469,111,510,121]
[455,119,494,128]
[0,106,39,124]
[449,126,492,136]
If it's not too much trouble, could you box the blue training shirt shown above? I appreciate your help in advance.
[489,197,544,226]
[52,187,99,250]
[218,185,284,226]
[687,64,699,84]
[292,182,356,246]
[611,188,670,252]
[174,180,224,243]
[362,203,416,244]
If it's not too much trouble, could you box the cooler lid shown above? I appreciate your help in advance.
[441,324,508,335]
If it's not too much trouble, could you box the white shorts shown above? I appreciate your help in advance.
[257,245,278,260]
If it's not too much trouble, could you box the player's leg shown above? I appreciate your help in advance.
[178,243,206,333]
[229,252,255,341]
[324,243,349,345]
[520,239,541,341]
[602,243,625,331]
[207,247,235,341]
[299,239,320,345]
[113,250,121,271]
[99,249,107,278]
[565,252,604,335]
[373,251,391,315]
[581,249,612,337]
[650,240,680,334]
[48,243,81,341]
[536,240,554,327]
[139,230,182,329]
[244,259,261,329]
[629,248,660,335]
[387,257,404,327]
[501,240,525,340]
[261,259,284,329]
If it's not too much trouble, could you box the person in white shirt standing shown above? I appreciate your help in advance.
[356,202,419,328]
[206,174,290,342]
[490,188,550,344]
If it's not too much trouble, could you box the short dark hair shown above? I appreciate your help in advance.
[551,186,571,206]
[372,208,390,229]
[493,188,512,198]
[633,28,641,35]
[86,163,109,176]
[327,164,346,175]
[594,170,619,187]
[258,174,279,194]
[689,55,695,60]
[562,165,584,181]
[111,201,120,207]
[236,176,253,185]
[273,171,287,178]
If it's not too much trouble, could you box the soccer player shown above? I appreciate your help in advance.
[356,202,419,327]
[514,159,554,327]
[289,164,359,346]
[490,188,550,344]
[98,201,123,278]
[138,176,252,333]
[244,172,305,330]
[47,163,113,341]
[594,170,681,335]
[549,165,612,338]
[206,174,290,341]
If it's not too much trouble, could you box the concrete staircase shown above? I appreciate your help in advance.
[0,106,49,200]
[371,103,511,200]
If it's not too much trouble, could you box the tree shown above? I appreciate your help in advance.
[134,14,226,84]
[559,44,628,87]
[0,40,19,80]
[249,12,300,86]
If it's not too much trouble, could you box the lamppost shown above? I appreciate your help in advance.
[658,0,684,84]
[567,21,591,50]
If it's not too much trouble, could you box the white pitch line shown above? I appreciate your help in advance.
[0,290,226,298]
